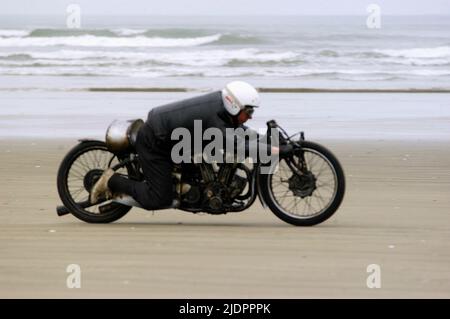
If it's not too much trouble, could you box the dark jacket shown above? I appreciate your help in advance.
[143,91,270,160]
[146,91,235,140]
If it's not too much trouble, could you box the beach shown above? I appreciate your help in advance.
[0,137,449,298]
[1,13,450,298]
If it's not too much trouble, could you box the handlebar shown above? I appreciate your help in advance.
[266,119,305,145]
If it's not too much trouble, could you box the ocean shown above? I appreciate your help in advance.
[0,15,449,90]
[0,15,449,140]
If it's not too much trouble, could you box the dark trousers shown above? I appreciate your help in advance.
[108,124,173,210]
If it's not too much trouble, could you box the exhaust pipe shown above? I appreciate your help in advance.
[56,205,70,216]
[56,200,91,217]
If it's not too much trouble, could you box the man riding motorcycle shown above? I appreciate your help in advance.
[90,81,293,210]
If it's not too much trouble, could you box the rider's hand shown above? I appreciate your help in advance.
[271,146,280,155]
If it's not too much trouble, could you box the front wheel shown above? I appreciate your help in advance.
[260,141,345,226]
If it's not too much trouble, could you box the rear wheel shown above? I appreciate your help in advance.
[260,141,345,226]
[57,140,132,223]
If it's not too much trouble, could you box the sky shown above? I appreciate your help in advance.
[2,0,450,16]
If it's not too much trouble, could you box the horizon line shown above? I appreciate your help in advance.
[1,13,450,17]
[87,87,450,94]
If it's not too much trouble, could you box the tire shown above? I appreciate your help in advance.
[260,141,345,226]
[57,140,132,223]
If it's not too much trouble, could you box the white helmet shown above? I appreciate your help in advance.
[221,81,260,116]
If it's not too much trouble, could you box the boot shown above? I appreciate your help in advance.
[90,168,114,204]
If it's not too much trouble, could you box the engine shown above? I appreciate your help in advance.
[179,163,249,213]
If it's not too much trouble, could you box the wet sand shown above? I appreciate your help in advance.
[0,139,449,298]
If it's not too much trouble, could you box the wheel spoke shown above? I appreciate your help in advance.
[314,160,328,179]
[69,167,86,179]
[279,189,292,205]
[78,154,92,171]
[313,189,327,207]
[71,187,85,200]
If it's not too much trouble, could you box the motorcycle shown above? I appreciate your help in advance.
[56,119,345,226]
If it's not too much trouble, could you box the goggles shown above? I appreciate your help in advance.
[243,106,255,117]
